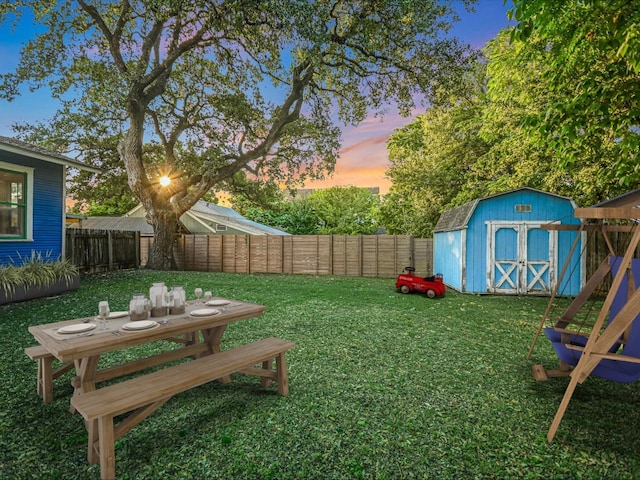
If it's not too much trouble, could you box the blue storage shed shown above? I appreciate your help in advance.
[0,137,100,265]
[433,188,584,296]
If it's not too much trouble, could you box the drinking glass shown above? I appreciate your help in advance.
[194,288,203,301]
[98,301,110,331]
[204,291,212,301]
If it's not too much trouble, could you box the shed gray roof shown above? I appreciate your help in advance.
[82,216,154,234]
[433,199,478,233]
[0,136,101,173]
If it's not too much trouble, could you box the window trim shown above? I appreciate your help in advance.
[0,161,34,241]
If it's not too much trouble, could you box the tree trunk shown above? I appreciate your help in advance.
[146,212,179,270]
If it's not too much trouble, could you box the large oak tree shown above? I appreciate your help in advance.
[0,0,474,269]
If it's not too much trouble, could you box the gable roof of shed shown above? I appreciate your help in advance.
[0,136,101,173]
[433,187,573,233]
[433,199,478,233]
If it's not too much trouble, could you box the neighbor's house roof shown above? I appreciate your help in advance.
[0,136,101,173]
[81,216,155,235]
[187,201,290,235]
[573,188,640,221]
[590,189,640,208]
[433,187,574,233]
[122,200,289,236]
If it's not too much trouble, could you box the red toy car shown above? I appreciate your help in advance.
[395,267,446,298]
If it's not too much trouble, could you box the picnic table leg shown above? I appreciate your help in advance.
[39,355,54,404]
[201,326,232,383]
[70,355,101,414]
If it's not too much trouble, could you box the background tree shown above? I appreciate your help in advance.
[508,0,640,201]
[0,0,475,269]
[379,62,489,237]
[240,199,320,235]
[381,0,640,237]
[471,30,560,198]
[306,186,379,235]
[241,186,379,235]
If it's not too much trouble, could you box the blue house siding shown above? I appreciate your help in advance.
[33,161,65,256]
[0,154,64,265]
[434,188,583,296]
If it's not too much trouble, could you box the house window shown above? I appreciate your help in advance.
[0,163,33,241]
[515,204,532,213]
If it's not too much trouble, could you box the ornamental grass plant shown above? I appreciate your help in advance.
[1,270,640,479]
[0,251,79,297]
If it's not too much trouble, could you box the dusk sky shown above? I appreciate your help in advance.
[0,1,515,195]
[303,0,516,194]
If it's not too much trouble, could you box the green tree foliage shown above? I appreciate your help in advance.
[306,186,379,235]
[473,31,563,197]
[242,186,379,235]
[508,0,640,199]
[0,0,474,269]
[381,1,640,236]
[242,199,319,235]
[380,64,490,237]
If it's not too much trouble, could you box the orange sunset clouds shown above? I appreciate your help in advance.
[303,110,418,195]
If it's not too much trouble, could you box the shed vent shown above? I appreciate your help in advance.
[515,204,532,213]
[216,224,227,231]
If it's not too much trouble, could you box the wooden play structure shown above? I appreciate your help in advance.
[528,189,640,441]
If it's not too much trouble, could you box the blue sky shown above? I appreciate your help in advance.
[0,1,515,193]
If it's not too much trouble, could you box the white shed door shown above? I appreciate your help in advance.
[487,222,556,295]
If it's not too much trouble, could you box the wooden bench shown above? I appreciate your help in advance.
[25,345,74,404]
[70,337,295,480]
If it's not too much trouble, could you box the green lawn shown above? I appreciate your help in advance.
[2,270,640,479]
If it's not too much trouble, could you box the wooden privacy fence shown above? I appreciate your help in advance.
[173,235,434,278]
[66,228,141,274]
[73,228,640,285]
[580,227,640,293]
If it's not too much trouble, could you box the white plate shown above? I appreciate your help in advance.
[190,308,220,317]
[205,299,230,306]
[58,323,96,334]
[122,320,157,330]
[94,311,129,321]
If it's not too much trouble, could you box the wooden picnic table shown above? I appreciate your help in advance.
[28,298,267,410]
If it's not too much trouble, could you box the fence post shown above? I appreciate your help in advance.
[248,235,251,273]
[69,230,76,265]
[359,235,363,276]
[107,230,113,270]
[135,231,140,269]
[410,235,414,270]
